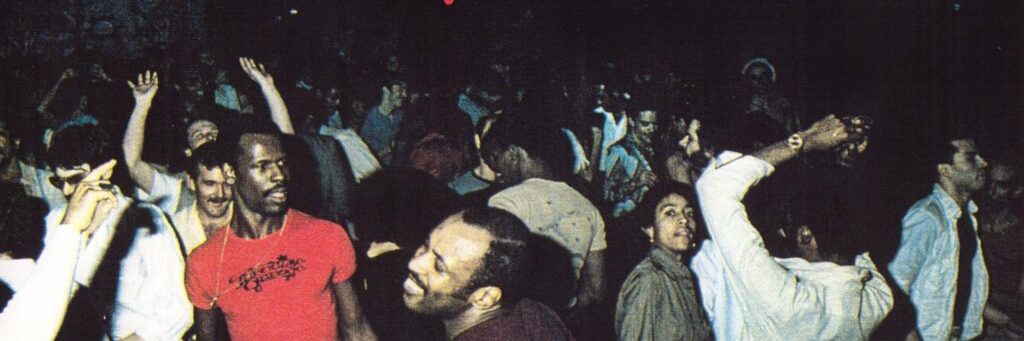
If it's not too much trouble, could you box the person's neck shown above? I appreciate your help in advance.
[443,305,504,340]
[231,205,285,239]
[939,180,972,209]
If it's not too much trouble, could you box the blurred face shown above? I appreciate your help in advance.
[0,123,14,167]
[945,139,988,194]
[194,165,233,218]
[404,216,491,317]
[986,164,1019,204]
[390,84,409,108]
[234,134,289,217]
[187,120,219,151]
[646,193,697,255]
[633,110,657,142]
[323,87,342,111]
[53,164,91,198]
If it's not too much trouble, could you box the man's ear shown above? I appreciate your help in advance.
[468,286,502,310]
[184,148,193,157]
[642,226,654,240]
[223,164,236,184]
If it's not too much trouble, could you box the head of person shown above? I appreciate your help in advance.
[986,162,1022,206]
[410,133,466,183]
[185,119,219,154]
[404,207,531,318]
[385,79,409,109]
[629,109,658,146]
[637,183,704,258]
[934,138,988,199]
[0,183,45,260]
[46,124,114,197]
[350,168,460,250]
[479,119,572,184]
[187,141,233,218]
[741,57,776,91]
[0,114,17,169]
[223,120,289,217]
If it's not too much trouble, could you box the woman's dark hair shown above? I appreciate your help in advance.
[348,168,460,249]
[635,182,707,246]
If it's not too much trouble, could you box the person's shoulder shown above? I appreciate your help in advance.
[187,228,228,265]
[286,210,349,237]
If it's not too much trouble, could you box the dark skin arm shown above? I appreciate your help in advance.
[196,309,218,341]
[334,280,378,341]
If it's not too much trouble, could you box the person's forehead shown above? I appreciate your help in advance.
[197,165,228,179]
[951,139,977,152]
[240,134,285,158]
[56,164,89,177]
[657,193,689,210]
[188,121,218,135]
[637,110,657,121]
[430,218,492,269]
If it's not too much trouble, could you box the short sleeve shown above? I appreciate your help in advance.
[138,171,186,213]
[589,209,607,251]
[328,223,357,284]
[185,254,213,310]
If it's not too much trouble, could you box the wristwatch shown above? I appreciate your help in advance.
[787,133,804,153]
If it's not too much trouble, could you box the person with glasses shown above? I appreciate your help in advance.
[45,124,191,340]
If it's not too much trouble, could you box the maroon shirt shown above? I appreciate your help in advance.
[453,299,573,341]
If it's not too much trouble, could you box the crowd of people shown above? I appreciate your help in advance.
[0,23,1021,341]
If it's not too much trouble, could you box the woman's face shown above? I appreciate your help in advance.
[646,193,697,254]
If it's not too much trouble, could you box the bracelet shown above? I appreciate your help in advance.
[787,133,804,154]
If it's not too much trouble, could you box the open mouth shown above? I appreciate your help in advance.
[403,274,425,296]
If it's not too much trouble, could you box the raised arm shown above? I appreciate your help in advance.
[36,68,75,126]
[123,71,161,193]
[239,58,294,134]
[333,280,378,341]
[695,115,866,311]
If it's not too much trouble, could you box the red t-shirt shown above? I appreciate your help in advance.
[186,210,356,341]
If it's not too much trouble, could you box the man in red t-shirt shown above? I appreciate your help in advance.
[185,127,376,340]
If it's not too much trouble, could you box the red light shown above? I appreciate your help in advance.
[444,0,454,5]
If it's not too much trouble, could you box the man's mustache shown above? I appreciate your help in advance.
[263,185,287,197]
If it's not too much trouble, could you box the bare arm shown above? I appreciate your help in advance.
[577,249,606,308]
[123,71,160,193]
[751,114,867,167]
[333,280,377,341]
[240,58,294,134]
[36,68,75,126]
[196,309,219,341]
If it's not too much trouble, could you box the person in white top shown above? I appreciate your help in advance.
[123,71,234,254]
[691,115,893,340]
[0,159,117,341]
[48,124,191,340]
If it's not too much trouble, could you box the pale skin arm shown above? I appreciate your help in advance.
[123,71,160,193]
[576,249,606,308]
[239,58,294,135]
[196,309,219,341]
[334,280,378,341]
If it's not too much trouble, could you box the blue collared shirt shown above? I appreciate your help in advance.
[889,184,989,340]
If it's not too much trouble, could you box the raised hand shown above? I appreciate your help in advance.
[239,57,274,86]
[60,159,118,239]
[801,114,869,152]
[127,70,159,104]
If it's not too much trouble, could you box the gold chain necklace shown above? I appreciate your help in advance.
[210,214,289,309]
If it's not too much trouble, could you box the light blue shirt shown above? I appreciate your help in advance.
[692,152,893,340]
[359,106,403,165]
[889,184,988,340]
[458,93,489,126]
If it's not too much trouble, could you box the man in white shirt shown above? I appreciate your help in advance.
[124,71,234,254]
[48,124,191,340]
[692,115,893,340]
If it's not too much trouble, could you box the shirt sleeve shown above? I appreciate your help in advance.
[0,225,83,341]
[137,171,185,214]
[330,223,357,284]
[694,152,798,314]
[887,208,939,294]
